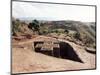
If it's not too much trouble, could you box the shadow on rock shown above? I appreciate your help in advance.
[59,42,83,63]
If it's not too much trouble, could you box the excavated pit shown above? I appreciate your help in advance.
[34,41,83,63]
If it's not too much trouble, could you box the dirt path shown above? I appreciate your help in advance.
[12,36,96,74]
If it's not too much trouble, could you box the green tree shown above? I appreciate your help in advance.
[28,19,40,34]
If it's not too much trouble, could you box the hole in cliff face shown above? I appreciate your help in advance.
[59,42,83,63]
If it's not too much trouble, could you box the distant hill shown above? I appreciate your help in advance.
[12,18,96,48]
[39,20,96,48]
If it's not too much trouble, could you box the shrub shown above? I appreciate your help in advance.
[73,32,81,41]
[12,19,20,36]
[64,29,69,34]
[28,19,40,34]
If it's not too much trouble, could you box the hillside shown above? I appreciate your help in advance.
[12,18,96,48]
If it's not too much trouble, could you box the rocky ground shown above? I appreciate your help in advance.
[12,35,96,74]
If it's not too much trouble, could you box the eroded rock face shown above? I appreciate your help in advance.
[85,47,96,54]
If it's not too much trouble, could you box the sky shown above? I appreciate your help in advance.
[12,1,95,22]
